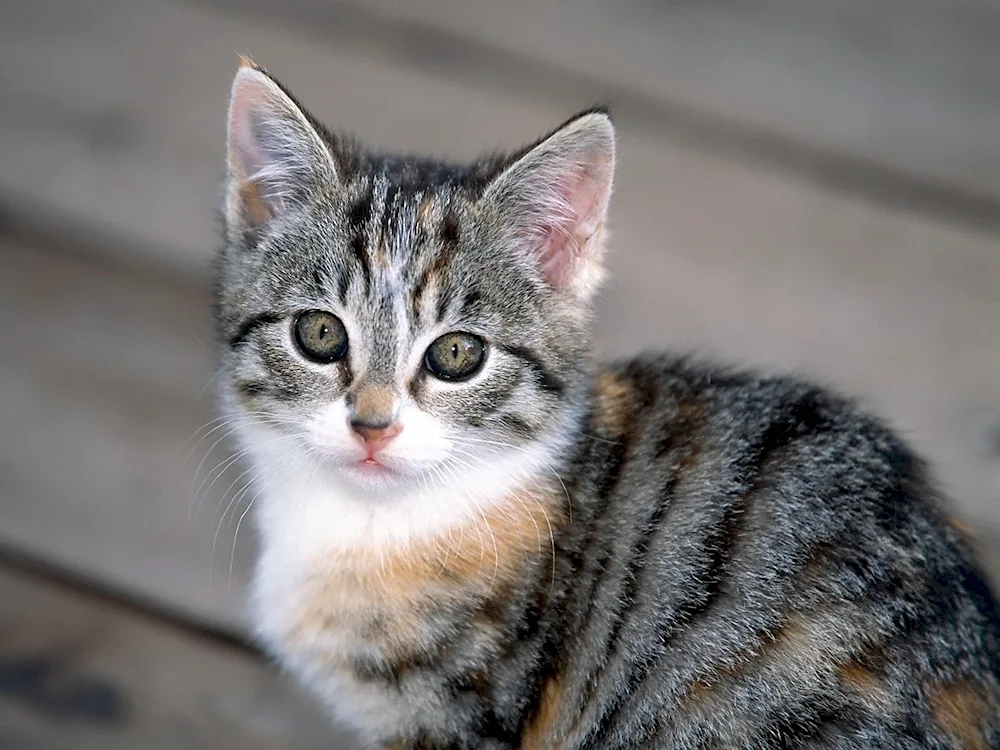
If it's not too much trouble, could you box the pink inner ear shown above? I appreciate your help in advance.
[229,114,283,224]
[228,79,267,179]
[536,160,609,287]
[228,81,283,224]
[231,125,264,182]
[537,225,579,287]
[228,69,316,222]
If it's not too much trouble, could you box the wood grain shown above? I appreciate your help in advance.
[0,236,249,631]
[0,561,357,749]
[241,0,1000,204]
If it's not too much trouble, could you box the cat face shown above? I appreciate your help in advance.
[216,59,614,528]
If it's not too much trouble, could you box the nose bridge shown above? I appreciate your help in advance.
[348,383,399,427]
[360,290,401,381]
[350,282,406,426]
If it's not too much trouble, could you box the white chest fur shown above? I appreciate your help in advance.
[242,426,567,742]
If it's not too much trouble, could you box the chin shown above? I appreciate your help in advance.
[333,458,414,495]
[311,448,443,499]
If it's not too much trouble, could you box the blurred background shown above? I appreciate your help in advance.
[1,0,999,747]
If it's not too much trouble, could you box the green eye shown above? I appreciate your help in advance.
[425,332,486,381]
[293,310,348,363]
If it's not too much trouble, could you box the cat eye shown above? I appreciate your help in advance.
[293,310,349,363]
[424,332,486,381]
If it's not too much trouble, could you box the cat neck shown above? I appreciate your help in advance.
[244,418,578,576]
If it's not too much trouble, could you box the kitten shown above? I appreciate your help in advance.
[215,58,1000,749]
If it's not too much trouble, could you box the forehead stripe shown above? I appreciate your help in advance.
[347,187,375,294]
[500,344,566,396]
[349,234,373,294]
[440,208,461,250]
[230,311,283,348]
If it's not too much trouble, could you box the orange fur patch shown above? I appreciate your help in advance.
[286,486,566,664]
[374,237,392,268]
[522,674,566,749]
[929,681,992,750]
[361,488,565,595]
[592,372,633,437]
[239,180,272,226]
[946,516,976,541]
[418,196,436,226]
[835,659,892,710]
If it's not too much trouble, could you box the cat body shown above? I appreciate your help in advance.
[216,59,1000,748]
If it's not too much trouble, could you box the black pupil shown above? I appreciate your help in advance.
[426,333,483,380]
[296,312,346,362]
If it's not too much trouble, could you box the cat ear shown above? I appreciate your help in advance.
[483,109,615,300]
[225,57,338,229]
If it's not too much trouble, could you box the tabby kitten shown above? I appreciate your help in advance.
[215,58,1000,749]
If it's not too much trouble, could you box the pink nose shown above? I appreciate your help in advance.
[350,421,403,454]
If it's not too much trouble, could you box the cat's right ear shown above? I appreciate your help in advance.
[225,58,338,230]
[481,109,615,302]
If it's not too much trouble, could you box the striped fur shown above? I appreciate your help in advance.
[215,61,1000,748]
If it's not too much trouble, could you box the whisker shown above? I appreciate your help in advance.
[179,410,280,463]
[443,448,558,592]
[430,461,492,584]
[211,464,269,591]
[444,462,500,592]
[228,480,268,586]
[194,367,224,401]
[194,431,302,519]
[447,437,573,524]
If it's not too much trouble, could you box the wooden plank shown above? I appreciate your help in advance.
[0,561,357,749]
[0,0,554,277]
[0,0,998,635]
[969,523,1000,597]
[0,235,250,632]
[3,0,1000,275]
[233,0,1000,206]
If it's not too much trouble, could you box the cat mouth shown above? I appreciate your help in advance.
[345,456,398,479]
[315,447,428,488]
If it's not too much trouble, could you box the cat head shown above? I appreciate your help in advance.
[215,59,615,536]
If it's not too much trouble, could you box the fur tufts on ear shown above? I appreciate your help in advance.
[225,59,337,230]
[484,110,616,300]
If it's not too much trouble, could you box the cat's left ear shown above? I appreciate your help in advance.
[225,57,339,230]
[483,109,615,301]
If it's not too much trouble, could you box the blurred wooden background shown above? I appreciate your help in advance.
[1,0,998,746]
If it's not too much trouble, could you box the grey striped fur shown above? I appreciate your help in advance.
[215,60,1000,749]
